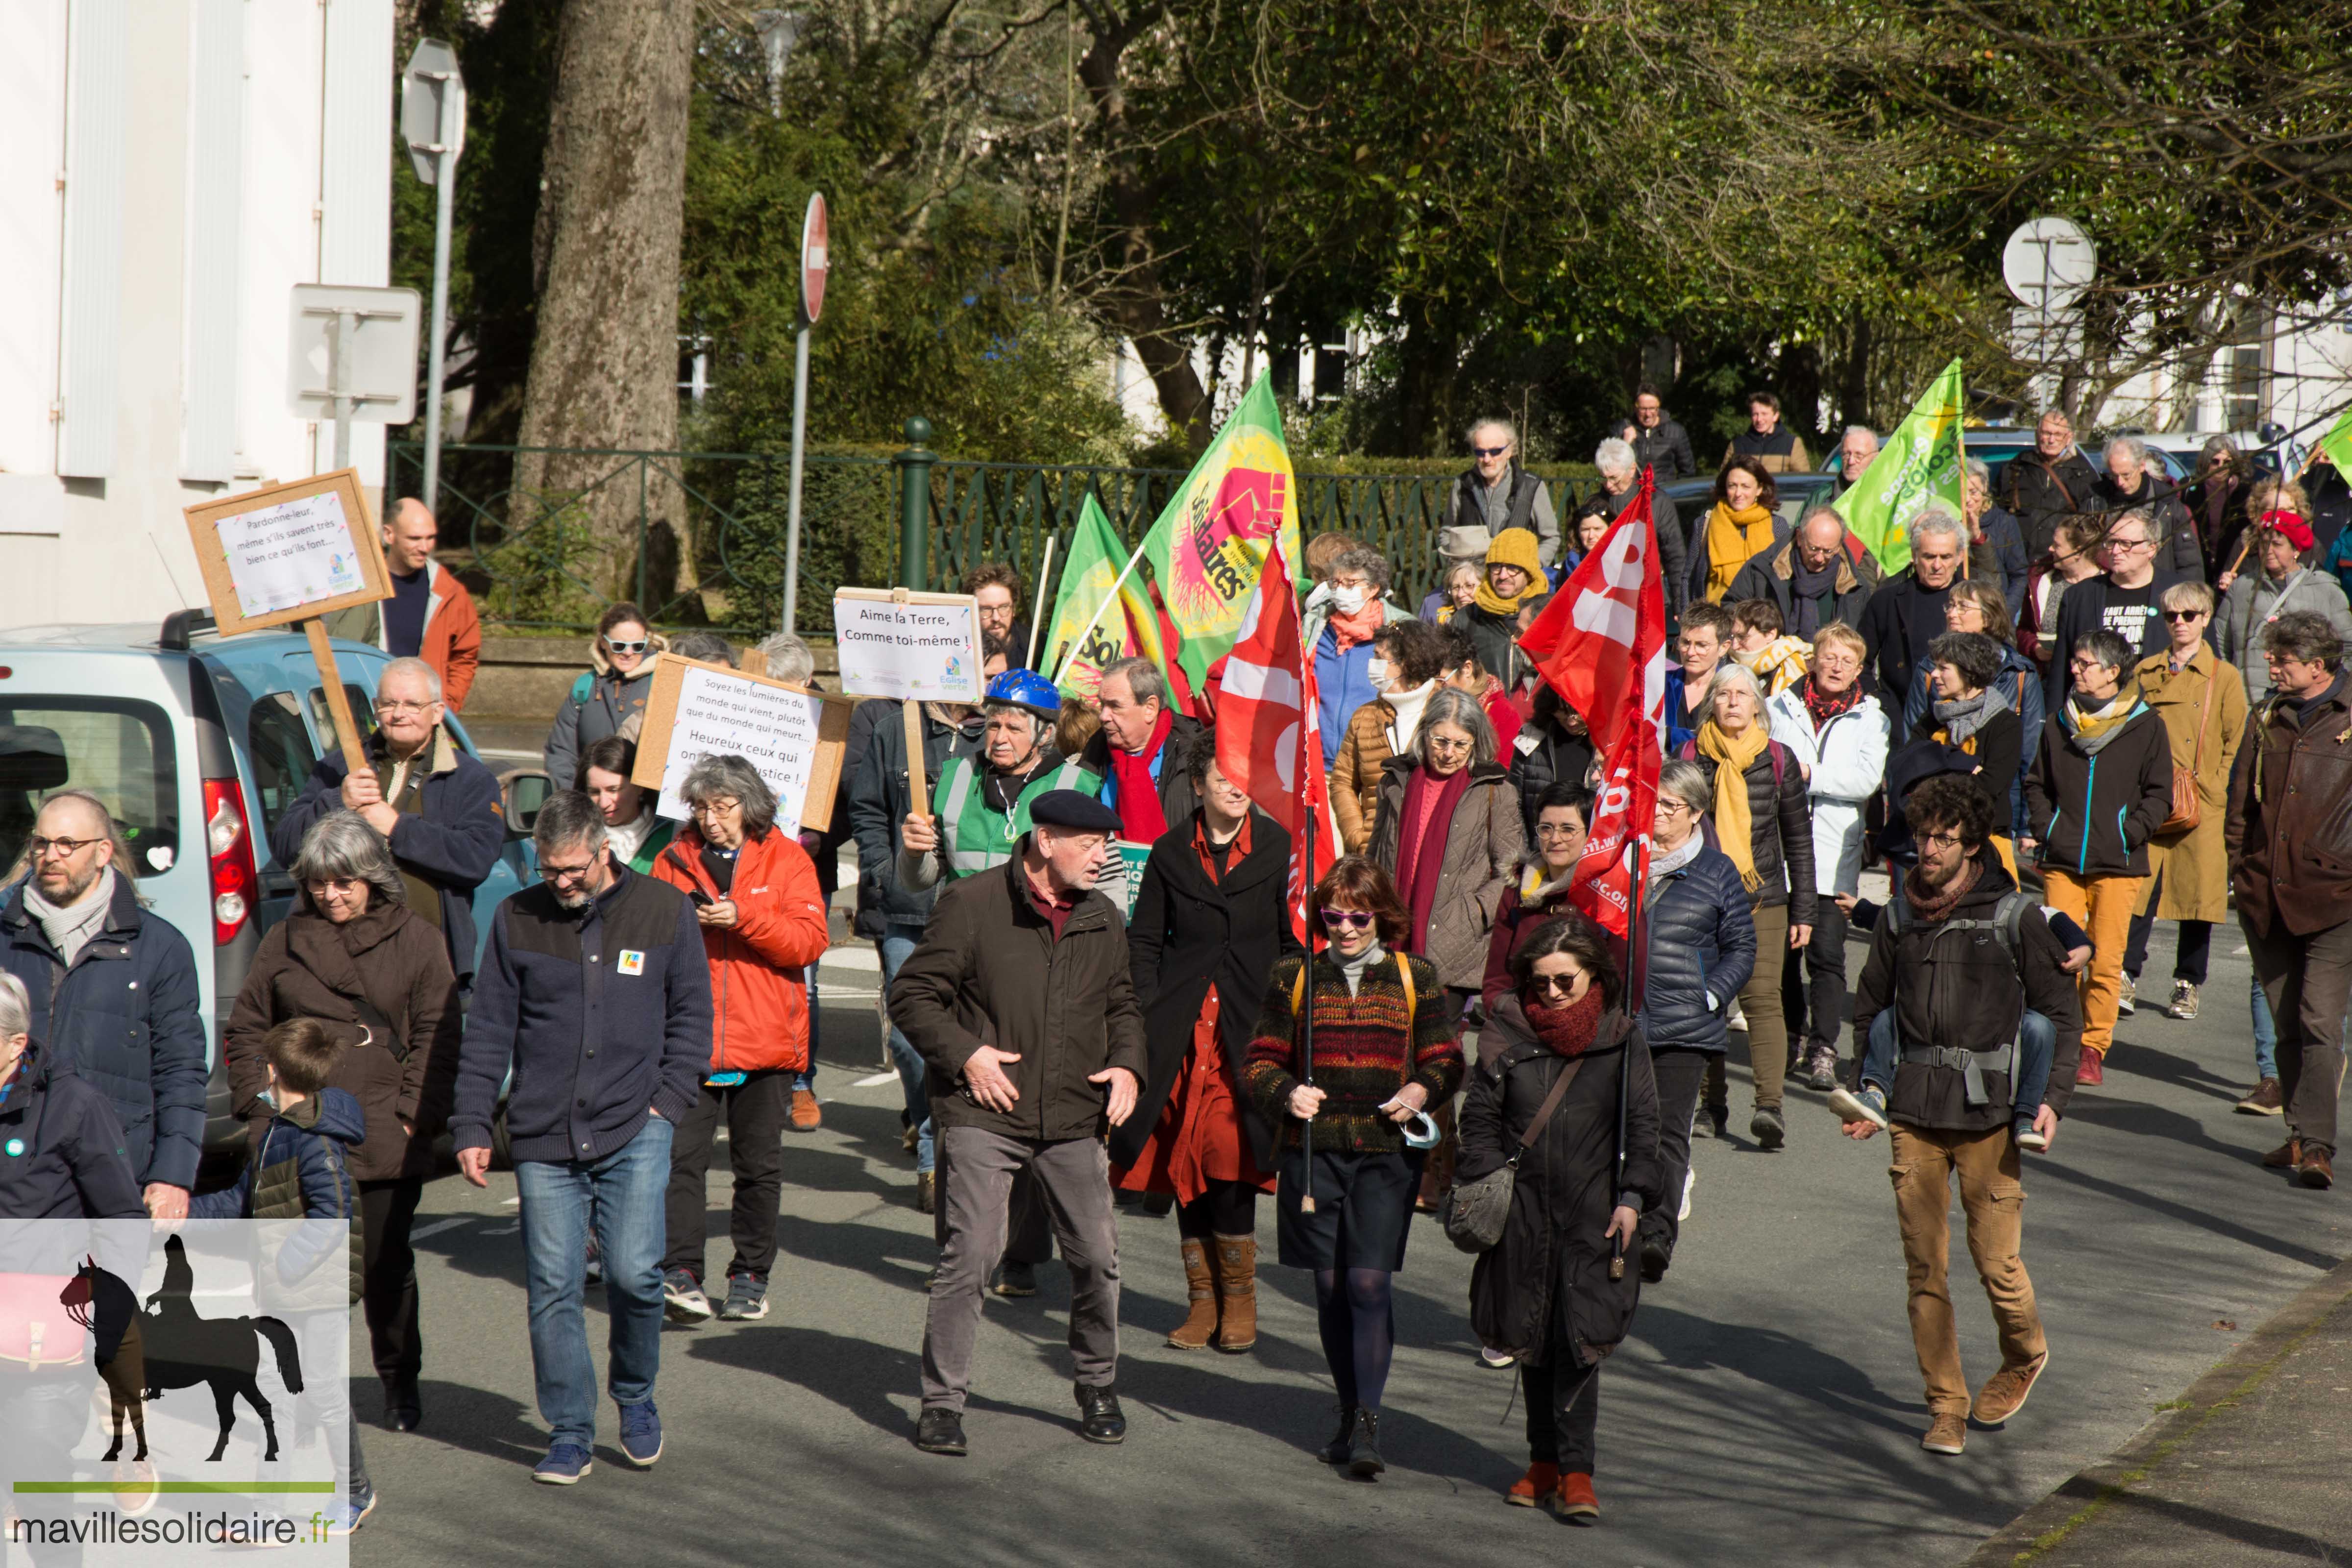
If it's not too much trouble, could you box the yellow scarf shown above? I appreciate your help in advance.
[1703,502,1777,602]
[1473,528,1549,616]
[2064,681,2142,747]
[1694,718,1769,893]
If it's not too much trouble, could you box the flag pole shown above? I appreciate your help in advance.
[1049,531,1151,686]
[1024,534,1056,669]
[1297,684,1318,1215]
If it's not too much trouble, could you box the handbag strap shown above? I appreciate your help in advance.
[1510,1052,1586,1161]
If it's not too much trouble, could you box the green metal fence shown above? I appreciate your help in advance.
[386,436,1595,639]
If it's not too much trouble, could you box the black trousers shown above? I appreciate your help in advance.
[2124,876,2213,985]
[1783,901,1851,1058]
[1523,1345,1600,1473]
[358,1177,424,1383]
[1642,1049,1709,1262]
[663,1070,789,1281]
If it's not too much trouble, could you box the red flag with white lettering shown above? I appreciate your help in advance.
[1516,471,1668,937]
[1215,539,1339,944]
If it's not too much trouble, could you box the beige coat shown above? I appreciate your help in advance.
[2132,645,2247,923]
[1367,759,1525,991]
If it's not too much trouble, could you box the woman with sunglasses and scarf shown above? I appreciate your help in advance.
[1460,919,1661,1524]
[544,601,670,790]
[1244,856,1463,1479]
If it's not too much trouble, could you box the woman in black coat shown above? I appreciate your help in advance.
[1114,735,1301,1354]
[1459,919,1661,1525]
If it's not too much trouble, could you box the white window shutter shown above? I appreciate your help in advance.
[57,0,130,479]
[180,0,246,484]
[318,0,391,287]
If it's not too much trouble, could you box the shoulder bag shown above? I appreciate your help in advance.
[2157,668,2214,835]
[1441,1051,1584,1254]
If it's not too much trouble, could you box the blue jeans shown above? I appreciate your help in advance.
[2253,980,2278,1081]
[882,929,933,1175]
[516,1114,673,1449]
[1863,1010,2055,1124]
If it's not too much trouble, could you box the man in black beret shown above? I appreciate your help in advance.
[890,789,1149,1456]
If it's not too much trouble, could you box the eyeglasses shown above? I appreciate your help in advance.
[2068,656,2113,672]
[1319,909,1375,930]
[2162,609,2205,623]
[1426,736,1473,756]
[304,876,366,894]
[26,834,101,860]
[1529,972,1582,997]
[1471,444,1510,458]
[2108,537,2154,553]
[374,698,435,716]
[540,858,600,884]
[1534,823,1584,840]
[605,638,650,655]
[1919,831,1967,852]
[688,799,741,820]
[1656,800,1693,818]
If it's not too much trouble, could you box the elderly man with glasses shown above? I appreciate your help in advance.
[1442,418,1562,568]
[2045,509,2189,712]
[271,656,506,984]
[452,789,713,1484]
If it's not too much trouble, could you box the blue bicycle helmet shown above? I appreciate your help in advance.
[984,667,1062,721]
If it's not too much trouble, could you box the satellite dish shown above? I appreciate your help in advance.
[2003,218,2096,311]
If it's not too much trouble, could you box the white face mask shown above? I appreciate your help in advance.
[1366,658,1392,687]
[1331,585,1368,615]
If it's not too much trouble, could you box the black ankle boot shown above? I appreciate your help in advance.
[1347,1408,1384,1477]
[1318,1403,1357,1464]
[382,1376,421,1432]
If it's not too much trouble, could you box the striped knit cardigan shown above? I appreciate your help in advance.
[1244,951,1464,1154]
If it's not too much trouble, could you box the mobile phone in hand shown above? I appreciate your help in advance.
[688,888,715,908]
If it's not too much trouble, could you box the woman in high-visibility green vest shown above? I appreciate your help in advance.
[899,667,1102,892]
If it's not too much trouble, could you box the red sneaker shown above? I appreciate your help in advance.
[790,1088,823,1131]
[1553,1471,1599,1523]
[1506,1461,1558,1506]
[2075,1047,2105,1087]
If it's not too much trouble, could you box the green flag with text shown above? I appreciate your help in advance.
[1834,358,1966,575]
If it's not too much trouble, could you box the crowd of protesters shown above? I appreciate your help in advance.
[5,407,2352,1537]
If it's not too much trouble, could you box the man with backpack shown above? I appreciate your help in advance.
[1841,774,2083,1459]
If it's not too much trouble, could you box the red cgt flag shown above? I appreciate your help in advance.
[1215,538,1339,944]
[1516,470,1669,936]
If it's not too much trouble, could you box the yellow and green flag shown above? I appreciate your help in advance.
[2312,404,2352,484]
[1043,495,1169,701]
[1835,358,1966,575]
[1137,373,1303,689]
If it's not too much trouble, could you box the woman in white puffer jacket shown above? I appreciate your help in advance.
[1763,623,1890,1092]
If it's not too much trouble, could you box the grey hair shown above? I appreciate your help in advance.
[1594,437,1636,475]
[755,633,816,685]
[670,631,737,666]
[1101,657,1166,709]
[533,790,611,857]
[1797,505,1846,540]
[1906,500,1967,556]
[0,972,27,1041]
[2105,435,2148,466]
[1963,456,1990,485]
[379,657,441,703]
[1410,687,1497,768]
[1467,416,1516,446]
[290,809,407,908]
[680,754,778,836]
[1709,662,1765,713]
[1329,545,1392,593]
[1444,560,1481,589]
[1843,424,1880,450]
[1658,759,1713,816]
[2200,434,2240,461]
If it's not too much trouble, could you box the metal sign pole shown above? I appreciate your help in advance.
[782,323,811,632]
[332,308,356,470]
[421,80,459,514]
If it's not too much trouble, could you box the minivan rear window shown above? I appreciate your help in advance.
[0,699,179,877]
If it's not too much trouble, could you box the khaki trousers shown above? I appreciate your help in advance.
[2041,867,2144,1057]
[1888,1122,2046,1417]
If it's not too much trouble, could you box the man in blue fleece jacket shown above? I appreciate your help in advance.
[452,791,711,1487]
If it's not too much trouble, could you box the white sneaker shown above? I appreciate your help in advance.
[662,1268,713,1323]
[2116,974,2137,1017]
[1677,1167,1695,1223]
[1727,1000,1749,1031]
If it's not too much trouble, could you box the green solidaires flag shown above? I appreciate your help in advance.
[1137,373,1303,689]
[1835,358,1966,576]
[2314,404,2352,485]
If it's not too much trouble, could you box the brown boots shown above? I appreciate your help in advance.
[1168,1240,1219,1349]
[1213,1234,1257,1352]
[1167,1235,1259,1351]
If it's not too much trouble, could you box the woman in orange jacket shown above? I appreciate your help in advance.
[649,754,831,1324]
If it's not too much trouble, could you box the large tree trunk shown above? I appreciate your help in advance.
[512,0,694,613]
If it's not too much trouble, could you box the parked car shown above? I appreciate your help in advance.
[0,610,544,1153]
[1963,427,2198,497]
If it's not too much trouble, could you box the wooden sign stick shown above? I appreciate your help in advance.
[895,587,931,821]
[302,618,372,776]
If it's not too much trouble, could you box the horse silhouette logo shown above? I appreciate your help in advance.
[60,1234,304,1463]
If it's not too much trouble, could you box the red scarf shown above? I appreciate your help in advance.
[1108,708,1175,844]
[1394,764,1473,954]
[1327,598,1387,652]
[1801,675,1862,729]
[1523,986,1605,1058]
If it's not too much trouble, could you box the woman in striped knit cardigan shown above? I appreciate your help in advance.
[1245,856,1465,1480]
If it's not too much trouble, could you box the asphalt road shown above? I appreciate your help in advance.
[349,915,2349,1568]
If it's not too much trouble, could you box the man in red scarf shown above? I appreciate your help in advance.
[1079,658,1206,845]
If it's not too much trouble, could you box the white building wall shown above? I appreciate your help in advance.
[0,0,392,632]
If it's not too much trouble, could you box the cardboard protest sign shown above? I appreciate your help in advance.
[184,469,390,635]
[631,654,852,832]
[833,588,984,703]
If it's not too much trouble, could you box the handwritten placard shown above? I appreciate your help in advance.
[631,655,852,832]
[833,588,985,703]
[183,470,390,635]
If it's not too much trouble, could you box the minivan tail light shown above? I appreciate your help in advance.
[203,779,257,945]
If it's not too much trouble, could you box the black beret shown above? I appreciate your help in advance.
[1029,789,1122,833]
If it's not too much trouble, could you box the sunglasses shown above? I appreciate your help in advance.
[1529,972,1581,996]
[1319,909,1376,930]
[1471,444,1510,458]
[2162,609,2205,623]
[605,638,650,655]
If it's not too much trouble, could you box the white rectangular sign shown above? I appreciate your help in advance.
[833,588,985,703]
[652,665,830,827]
[215,489,369,618]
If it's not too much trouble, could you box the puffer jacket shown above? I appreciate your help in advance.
[1504,703,1594,839]
[1764,687,1891,896]
[1367,760,1525,991]
[2025,699,2174,878]
[1331,686,1436,853]
[543,634,670,790]
[1675,737,1816,925]
[0,1040,145,1221]
[650,826,833,1075]
[192,1086,367,1308]
[1635,843,1757,1053]
[2228,669,2352,938]
[1460,1002,1661,1364]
